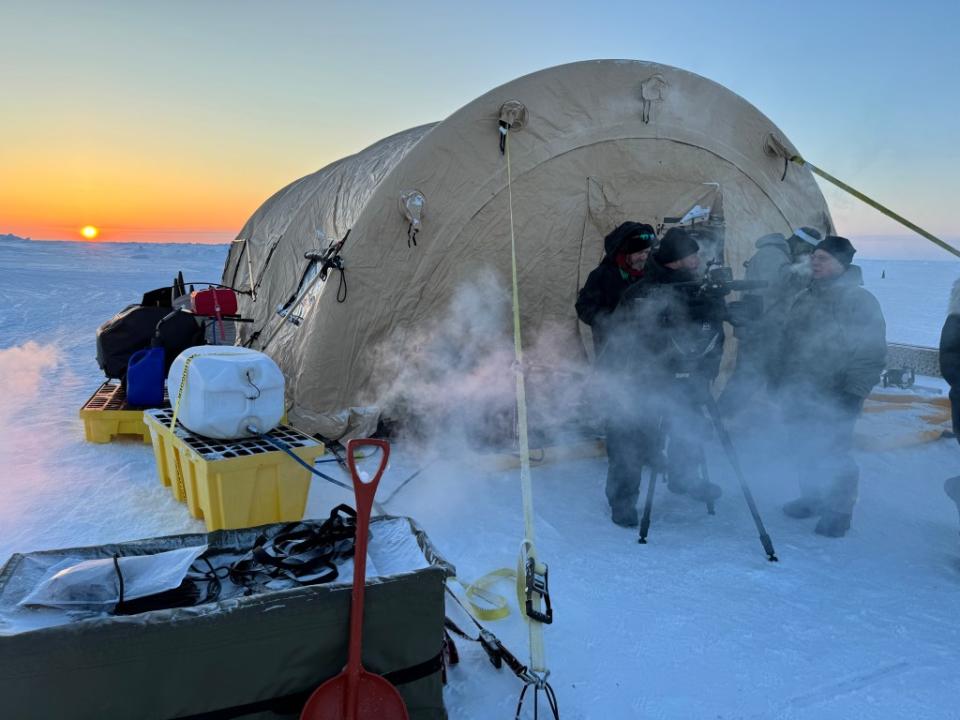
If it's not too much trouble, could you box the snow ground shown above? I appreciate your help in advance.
[2,237,960,719]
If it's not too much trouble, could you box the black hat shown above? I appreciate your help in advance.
[815,235,857,267]
[605,221,657,256]
[656,227,700,265]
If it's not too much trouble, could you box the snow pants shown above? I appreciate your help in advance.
[604,418,659,513]
[783,396,860,515]
[604,387,708,512]
[718,333,780,417]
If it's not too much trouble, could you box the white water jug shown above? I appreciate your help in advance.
[167,346,285,439]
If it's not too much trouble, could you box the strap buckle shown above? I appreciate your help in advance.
[478,629,504,670]
[524,557,553,624]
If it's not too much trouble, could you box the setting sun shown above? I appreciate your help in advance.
[80,225,99,240]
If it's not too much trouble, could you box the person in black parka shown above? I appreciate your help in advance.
[938,277,960,523]
[576,222,658,355]
[601,227,727,525]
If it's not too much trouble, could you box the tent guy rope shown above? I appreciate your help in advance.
[502,120,560,720]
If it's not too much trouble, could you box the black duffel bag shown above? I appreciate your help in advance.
[96,304,205,381]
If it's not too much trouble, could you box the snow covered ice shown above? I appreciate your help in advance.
[2,236,960,719]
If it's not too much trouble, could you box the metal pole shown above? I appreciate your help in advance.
[704,396,779,562]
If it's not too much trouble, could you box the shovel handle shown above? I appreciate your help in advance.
[342,437,390,717]
[345,438,391,510]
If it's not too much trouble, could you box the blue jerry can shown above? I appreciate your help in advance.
[126,347,166,407]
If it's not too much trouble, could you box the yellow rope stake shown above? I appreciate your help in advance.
[789,155,960,259]
[504,128,550,677]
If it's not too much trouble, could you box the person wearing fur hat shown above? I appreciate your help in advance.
[938,278,960,526]
[576,221,657,354]
[772,235,887,538]
[719,228,823,416]
[786,226,822,259]
[601,227,726,525]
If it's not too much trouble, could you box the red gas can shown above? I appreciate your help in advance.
[190,288,238,317]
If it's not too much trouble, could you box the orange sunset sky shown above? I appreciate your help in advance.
[1,1,957,253]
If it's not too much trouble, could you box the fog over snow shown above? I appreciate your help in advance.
[2,235,960,719]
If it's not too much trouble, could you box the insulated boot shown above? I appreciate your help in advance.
[815,511,851,538]
[611,505,639,528]
[689,481,722,504]
[782,497,822,519]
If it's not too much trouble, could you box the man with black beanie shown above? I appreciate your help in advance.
[772,235,886,538]
[600,227,726,525]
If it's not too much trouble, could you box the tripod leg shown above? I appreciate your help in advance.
[704,396,779,562]
[638,465,657,544]
[698,449,716,516]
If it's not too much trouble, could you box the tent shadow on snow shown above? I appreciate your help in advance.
[222,59,834,441]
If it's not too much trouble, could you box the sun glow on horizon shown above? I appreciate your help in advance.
[80,225,99,240]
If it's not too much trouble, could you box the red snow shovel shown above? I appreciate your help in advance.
[300,438,409,720]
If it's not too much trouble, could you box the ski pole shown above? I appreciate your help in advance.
[703,396,779,562]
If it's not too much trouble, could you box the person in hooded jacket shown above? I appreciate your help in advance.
[601,227,727,525]
[772,236,886,538]
[575,222,657,527]
[576,222,657,354]
[938,278,960,525]
[719,227,823,416]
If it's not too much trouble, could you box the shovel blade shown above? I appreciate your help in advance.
[300,670,409,720]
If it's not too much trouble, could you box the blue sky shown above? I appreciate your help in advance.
[1,0,957,256]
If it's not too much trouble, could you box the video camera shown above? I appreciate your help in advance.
[674,265,769,327]
[675,265,768,298]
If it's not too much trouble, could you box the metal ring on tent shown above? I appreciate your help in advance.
[498,100,527,154]
[639,73,668,124]
[763,133,792,181]
[399,190,426,248]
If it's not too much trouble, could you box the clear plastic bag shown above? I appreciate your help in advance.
[19,545,207,610]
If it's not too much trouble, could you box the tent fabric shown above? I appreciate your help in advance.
[222,60,833,438]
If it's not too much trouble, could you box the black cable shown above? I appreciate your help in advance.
[182,281,249,294]
[253,430,353,491]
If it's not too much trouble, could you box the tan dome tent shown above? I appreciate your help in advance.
[222,59,833,439]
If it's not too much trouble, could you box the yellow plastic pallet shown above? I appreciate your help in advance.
[79,380,167,443]
[143,409,325,531]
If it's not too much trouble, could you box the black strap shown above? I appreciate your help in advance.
[173,649,446,720]
[227,506,357,590]
[382,649,445,685]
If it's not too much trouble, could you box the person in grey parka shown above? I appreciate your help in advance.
[772,236,887,538]
[719,227,822,416]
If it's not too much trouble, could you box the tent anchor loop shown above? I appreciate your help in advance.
[499,120,511,154]
[515,670,560,720]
